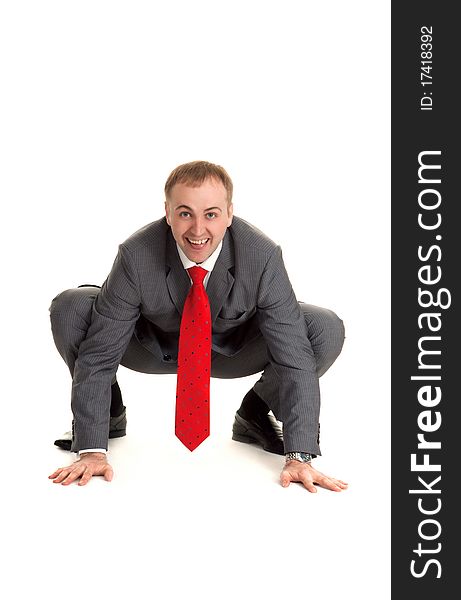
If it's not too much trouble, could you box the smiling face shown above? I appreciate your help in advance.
[165,178,233,263]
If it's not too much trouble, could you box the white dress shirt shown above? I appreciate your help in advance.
[176,240,223,287]
[79,240,223,456]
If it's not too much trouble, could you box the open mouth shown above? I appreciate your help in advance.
[186,237,210,250]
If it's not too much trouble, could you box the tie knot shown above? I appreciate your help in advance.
[188,266,207,286]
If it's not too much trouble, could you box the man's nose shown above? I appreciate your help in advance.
[190,216,206,235]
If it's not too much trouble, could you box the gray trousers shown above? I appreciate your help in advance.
[50,286,345,421]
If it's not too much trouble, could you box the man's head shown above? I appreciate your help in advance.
[164,161,234,263]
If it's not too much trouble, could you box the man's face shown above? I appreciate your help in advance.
[165,178,233,263]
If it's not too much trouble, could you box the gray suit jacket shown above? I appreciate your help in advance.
[71,216,320,454]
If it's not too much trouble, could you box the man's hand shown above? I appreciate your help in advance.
[49,452,113,486]
[280,460,348,493]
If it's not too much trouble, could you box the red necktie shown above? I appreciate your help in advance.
[175,266,211,451]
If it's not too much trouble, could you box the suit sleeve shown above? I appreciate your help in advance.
[256,246,321,455]
[71,244,141,452]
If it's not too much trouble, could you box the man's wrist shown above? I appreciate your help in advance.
[79,451,107,459]
[79,448,107,456]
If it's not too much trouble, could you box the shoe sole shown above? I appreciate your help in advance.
[232,431,284,455]
[108,429,126,439]
[232,432,258,445]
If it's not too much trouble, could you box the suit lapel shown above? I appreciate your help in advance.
[165,231,191,315]
[165,228,235,322]
[206,230,235,324]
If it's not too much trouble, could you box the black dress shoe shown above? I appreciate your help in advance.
[54,408,127,451]
[232,411,284,455]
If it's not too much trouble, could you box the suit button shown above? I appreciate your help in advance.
[163,354,172,362]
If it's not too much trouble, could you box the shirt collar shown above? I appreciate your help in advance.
[176,240,223,273]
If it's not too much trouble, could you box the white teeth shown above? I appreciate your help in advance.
[188,238,209,245]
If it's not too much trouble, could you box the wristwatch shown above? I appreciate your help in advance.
[285,452,313,464]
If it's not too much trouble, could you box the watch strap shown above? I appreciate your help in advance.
[285,452,313,464]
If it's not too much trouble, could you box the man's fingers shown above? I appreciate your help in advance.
[280,472,291,488]
[281,470,317,493]
[51,467,74,483]
[78,468,93,486]
[77,464,112,485]
[299,474,318,493]
[51,464,84,484]
[103,466,114,482]
[325,476,348,488]
[333,480,348,489]
[48,468,66,479]
[315,474,345,492]
[61,466,86,486]
[327,477,348,491]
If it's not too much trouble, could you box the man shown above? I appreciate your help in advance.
[49,160,347,492]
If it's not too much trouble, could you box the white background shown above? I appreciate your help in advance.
[1,1,390,599]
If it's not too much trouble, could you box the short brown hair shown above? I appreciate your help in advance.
[164,160,233,204]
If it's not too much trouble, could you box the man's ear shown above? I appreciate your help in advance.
[165,201,171,226]
[227,203,234,227]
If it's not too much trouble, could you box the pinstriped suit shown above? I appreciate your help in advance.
[50,216,345,455]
